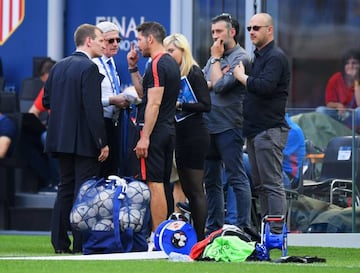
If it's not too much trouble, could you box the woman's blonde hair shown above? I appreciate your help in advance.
[163,33,198,77]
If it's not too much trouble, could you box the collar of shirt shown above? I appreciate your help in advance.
[224,43,241,57]
[100,55,113,64]
[76,50,92,59]
[254,40,275,58]
[94,55,113,68]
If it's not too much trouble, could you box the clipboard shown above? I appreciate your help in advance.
[175,76,198,122]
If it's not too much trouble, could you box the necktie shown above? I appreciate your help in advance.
[107,59,120,94]
[107,59,129,170]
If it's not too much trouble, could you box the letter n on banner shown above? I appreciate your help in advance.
[0,0,25,45]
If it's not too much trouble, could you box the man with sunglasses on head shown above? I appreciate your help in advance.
[234,13,290,234]
[93,21,130,178]
[203,13,252,235]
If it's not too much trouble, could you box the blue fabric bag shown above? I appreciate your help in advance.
[70,176,150,254]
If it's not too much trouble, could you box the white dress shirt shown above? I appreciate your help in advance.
[93,56,121,119]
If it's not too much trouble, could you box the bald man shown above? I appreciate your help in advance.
[233,13,291,233]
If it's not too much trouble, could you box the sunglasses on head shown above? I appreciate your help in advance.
[212,13,232,23]
[106,38,121,44]
[246,25,269,32]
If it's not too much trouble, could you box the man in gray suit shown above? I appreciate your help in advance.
[43,24,109,254]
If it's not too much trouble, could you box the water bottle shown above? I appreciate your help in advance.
[168,252,193,262]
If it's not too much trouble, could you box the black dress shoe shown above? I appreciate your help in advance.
[55,249,72,254]
[72,249,82,254]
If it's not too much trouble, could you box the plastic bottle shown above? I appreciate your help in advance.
[168,252,193,262]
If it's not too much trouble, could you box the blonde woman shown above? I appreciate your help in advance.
[164,33,211,240]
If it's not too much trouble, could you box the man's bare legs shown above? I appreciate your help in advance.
[148,181,168,231]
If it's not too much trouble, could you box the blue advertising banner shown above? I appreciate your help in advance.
[0,0,170,93]
[65,0,171,88]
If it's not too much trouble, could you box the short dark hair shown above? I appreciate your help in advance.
[230,18,240,43]
[341,48,360,76]
[39,59,56,76]
[212,13,233,24]
[136,21,166,43]
[211,13,239,42]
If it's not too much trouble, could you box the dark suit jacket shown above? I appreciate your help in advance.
[43,51,107,157]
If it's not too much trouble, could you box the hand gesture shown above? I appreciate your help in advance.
[110,94,130,109]
[127,42,139,68]
[210,39,224,58]
[233,61,245,80]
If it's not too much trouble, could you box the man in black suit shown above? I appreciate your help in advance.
[43,24,109,254]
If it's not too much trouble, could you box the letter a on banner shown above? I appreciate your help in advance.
[0,0,25,45]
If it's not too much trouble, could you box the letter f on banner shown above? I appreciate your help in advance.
[0,0,25,45]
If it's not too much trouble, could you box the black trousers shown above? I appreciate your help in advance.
[100,118,120,178]
[50,153,100,252]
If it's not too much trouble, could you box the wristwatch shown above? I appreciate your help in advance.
[210,57,221,64]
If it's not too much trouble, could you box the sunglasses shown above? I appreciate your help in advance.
[106,38,121,44]
[246,25,269,32]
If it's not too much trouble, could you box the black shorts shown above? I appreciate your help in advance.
[145,129,175,183]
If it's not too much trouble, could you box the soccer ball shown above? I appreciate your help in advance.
[77,178,98,196]
[71,178,118,231]
[98,198,113,218]
[92,218,114,231]
[118,180,150,232]
[93,188,114,219]
[70,202,99,231]
[71,178,151,233]
[70,203,90,228]
[120,208,142,232]
[126,181,151,206]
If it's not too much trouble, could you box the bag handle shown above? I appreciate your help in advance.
[113,185,134,252]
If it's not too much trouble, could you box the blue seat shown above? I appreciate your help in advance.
[0,91,19,113]
[19,77,43,113]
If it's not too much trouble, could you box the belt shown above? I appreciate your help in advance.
[136,122,144,129]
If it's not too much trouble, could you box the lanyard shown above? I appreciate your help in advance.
[99,57,117,94]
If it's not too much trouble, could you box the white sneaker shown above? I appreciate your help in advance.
[147,232,156,252]
[147,241,155,252]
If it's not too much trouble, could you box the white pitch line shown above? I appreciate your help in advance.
[0,251,169,260]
